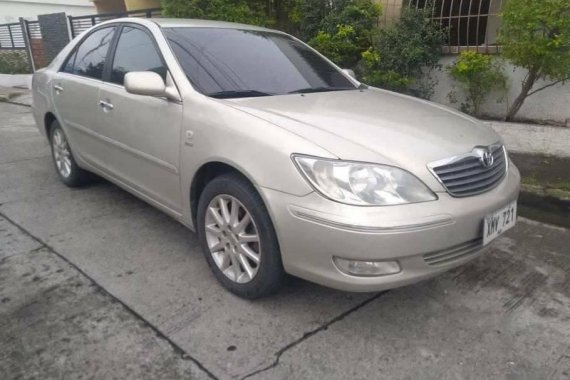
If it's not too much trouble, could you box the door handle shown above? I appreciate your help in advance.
[98,100,114,111]
[54,85,63,94]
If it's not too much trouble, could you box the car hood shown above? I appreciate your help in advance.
[227,87,501,191]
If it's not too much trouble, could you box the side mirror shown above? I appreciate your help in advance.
[342,69,356,79]
[124,71,166,97]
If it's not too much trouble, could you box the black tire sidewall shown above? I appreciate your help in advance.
[197,173,285,299]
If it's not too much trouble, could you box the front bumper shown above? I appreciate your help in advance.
[261,164,521,292]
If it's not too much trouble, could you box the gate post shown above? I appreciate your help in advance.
[37,13,70,66]
[19,17,35,72]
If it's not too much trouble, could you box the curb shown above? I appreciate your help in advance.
[0,98,31,107]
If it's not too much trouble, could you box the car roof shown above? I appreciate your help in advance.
[149,18,281,34]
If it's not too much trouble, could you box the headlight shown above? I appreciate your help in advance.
[293,155,437,206]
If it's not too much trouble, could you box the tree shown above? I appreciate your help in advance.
[498,0,570,121]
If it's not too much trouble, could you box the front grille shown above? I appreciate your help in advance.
[423,238,483,266]
[428,143,507,197]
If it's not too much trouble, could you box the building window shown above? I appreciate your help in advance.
[407,0,503,53]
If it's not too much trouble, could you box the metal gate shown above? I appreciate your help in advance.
[0,22,26,49]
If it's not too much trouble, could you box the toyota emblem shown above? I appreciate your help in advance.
[474,148,494,168]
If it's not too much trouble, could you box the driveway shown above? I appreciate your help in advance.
[1,101,569,380]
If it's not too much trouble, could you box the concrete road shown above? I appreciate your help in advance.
[1,101,569,380]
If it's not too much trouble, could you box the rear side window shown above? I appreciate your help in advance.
[110,26,166,85]
[71,27,116,80]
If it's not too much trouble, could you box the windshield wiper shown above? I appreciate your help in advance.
[208,90,275,99]
[287,86,356,94]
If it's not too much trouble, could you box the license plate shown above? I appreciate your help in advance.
[483,201,517,245]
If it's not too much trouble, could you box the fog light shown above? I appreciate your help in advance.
[333,257,401,277]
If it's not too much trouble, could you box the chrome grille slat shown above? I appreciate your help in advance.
[437,154,504,180]
[434,147,503,174]
[423,238,483,266]
[449,170,506,194]
[438,156,505,183]
[434,159,481,174]
[428,143,507,197]
[443,162,505,187]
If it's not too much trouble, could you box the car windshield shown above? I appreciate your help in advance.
[163,27,357,98]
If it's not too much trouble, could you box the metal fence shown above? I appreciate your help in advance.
[407,0,503,54]
[26,20,41,40]
[68,7,162,38]
[0,22,26,49]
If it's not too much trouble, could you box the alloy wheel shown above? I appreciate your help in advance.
[52,128,72,178]
[204,194,261,284]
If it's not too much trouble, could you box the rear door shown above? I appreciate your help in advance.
[97,24,183,212]
[52,26,117,169]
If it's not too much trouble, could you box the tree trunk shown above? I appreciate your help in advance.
[505,68,539,121]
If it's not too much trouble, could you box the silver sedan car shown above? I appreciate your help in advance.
[32,18,520,298]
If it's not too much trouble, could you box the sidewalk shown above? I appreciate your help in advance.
[486,120,570,158]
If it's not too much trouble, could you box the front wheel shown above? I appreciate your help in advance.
[197,173,285,299]
[49,121,90,187]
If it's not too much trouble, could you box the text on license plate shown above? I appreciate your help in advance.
[483,201,517,246]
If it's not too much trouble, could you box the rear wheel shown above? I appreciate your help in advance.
[197,173,285,299]
[49,121,90,187]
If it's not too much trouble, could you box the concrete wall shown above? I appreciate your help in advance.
[91,0,159,13]
[125,0,160,11]
[0,0,95,23]
[431,55,570,126]
[376,0,404,27]
[91,0,126,13]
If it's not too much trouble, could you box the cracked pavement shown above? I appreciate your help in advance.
[1,101,569,379]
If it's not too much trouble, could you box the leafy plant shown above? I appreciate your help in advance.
[498,0,570,121]
[0,51,30,74]
[360,48,412,93]
[161,0,273,26]
[359,6,445,99]
[309,25,363,68]
[447,51,507,117]
[307,0,381,68]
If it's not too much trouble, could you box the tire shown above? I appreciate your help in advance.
[197,173,285,299]
[49,120,90,187]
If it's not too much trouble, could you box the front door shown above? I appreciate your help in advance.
[97,25,183,213]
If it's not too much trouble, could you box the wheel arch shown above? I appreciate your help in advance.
[44,112,57,141]
[189,161,267,227]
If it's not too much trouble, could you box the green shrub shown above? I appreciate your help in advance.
[306,0,381,68]
[360,48,412,92]
[161,0,272,26]
[498,0,570,121]
[359,6,445,99]
[0,51,30,74]
[309,25,363,68]
[447,51,507,117]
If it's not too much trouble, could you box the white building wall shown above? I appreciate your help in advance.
[0,0,95,23]
[431,56,570,126]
